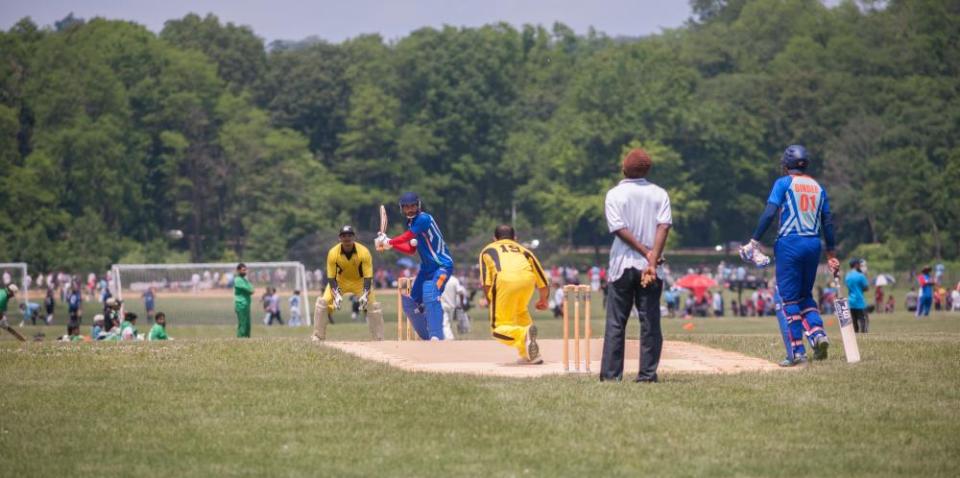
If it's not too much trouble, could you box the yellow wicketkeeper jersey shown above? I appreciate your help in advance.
[326,243,374,283]
[478,239,548,290]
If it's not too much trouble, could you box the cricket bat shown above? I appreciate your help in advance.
[833,273,861,363]
[376,204,388,251]
[379,204,388,235]
[1,323,26,342]
[378,204,417,250]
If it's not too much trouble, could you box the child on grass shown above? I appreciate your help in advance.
[120,312,140,340]
[148,312,171,341]
[91,314,105,340]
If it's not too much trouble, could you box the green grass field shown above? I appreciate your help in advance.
[2,292,959,477]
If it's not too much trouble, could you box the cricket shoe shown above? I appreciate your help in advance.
[525,325,541,364]
[812,335,830,361]
[778,355,808,367]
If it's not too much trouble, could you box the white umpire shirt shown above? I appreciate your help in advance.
[440,275,461,310]
[604,178,672,283]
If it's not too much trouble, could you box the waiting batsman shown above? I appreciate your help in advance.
[312,225,384,341]
[479,225,549,364]
[740,145,840,364]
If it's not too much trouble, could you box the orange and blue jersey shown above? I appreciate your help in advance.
[764,175,835,247]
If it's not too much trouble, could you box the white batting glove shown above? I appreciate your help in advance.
[375,232,392,251]
[358,291,369,310]
[739,239,771,268]
[332,289,343,310]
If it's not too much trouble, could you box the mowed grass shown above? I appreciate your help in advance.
[1,293,959,477]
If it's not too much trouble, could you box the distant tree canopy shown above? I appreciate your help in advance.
[1,1,958,272]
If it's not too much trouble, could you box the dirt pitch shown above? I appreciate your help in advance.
[324,339,785,378]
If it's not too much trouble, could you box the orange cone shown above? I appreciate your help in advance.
[682,322,695,331]
[826,318,835,327]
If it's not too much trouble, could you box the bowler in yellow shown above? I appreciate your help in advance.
[479,225,549,364]
[312,225,384,341]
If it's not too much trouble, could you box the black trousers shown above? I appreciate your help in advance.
[851,308,868,333]
[600,268,663,382]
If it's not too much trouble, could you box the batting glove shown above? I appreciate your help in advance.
[332,289,343,310]
[739,239,771,268]
[827,257,841,275]
[375,233,392,251]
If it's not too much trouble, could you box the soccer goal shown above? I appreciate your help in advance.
[0,262,29,299]
[111,262,311,326]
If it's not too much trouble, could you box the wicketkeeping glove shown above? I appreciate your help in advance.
[739,239,771,268]
[358,291,369,311]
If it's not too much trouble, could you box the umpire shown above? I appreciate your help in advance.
[600,148,672,383]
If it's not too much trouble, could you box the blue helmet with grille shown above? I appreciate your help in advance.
[781,145,809,171]
[398,192,420,208]
[398,192,422,218]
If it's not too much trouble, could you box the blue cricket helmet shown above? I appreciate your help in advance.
[398,192,420,207]
[781,145,809,171]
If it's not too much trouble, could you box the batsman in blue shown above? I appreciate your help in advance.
[376,192,454,340]
[743,145,841,365]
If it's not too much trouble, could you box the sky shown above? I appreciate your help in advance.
[0,0,693,43]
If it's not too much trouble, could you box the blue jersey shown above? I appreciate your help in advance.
[767,175,831,239]
[68,291,82,312]
[917,273,934,298]
[844,270,869,309]
[407,212,454,272]
[23,302,40,318]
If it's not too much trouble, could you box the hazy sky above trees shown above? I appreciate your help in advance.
[0,0,693,42]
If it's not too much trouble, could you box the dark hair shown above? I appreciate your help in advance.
[155,312,166,321]
[124,312,138,321]
[237,263,246,271]
[494,224,516,240]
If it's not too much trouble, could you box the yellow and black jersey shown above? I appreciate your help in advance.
[478,239,548,289]
[326,242,373,283]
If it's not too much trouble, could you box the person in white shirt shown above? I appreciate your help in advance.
[712,291,724,317]
[552,283,565,319]
[289,290,302,326]
[440,275,464,340]
[600,148,671,383]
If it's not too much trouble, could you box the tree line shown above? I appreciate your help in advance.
[1,0,958,272]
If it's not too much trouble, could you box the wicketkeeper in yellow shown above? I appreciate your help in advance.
[479,225,549,364]
[312,225,384,341]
